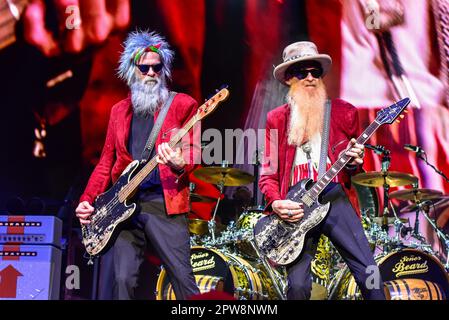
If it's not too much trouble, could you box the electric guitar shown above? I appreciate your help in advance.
[253,98,410,266]
[82,88,230,256]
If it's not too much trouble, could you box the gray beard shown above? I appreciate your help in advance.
[130,77,169,117]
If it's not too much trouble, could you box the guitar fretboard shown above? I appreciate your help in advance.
[301,120,381,205]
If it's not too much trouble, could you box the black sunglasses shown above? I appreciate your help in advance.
[136,63,163,74]
[287,66,323,80]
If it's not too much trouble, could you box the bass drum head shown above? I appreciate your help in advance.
[328,248,449,300]
[156,246,277,300]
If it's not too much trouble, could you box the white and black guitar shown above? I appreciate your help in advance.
[82,88,230,257]
[253,98,410,265]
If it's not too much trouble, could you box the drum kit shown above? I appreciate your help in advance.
[156,155,449,300]
[329,148,449,300]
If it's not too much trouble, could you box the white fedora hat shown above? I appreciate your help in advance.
[273,41,332,85]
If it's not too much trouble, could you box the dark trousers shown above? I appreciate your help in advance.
[286,183,386,300]
[112,200,199,300]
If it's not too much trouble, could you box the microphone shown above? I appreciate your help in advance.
[404,144,424,154]
[301,142,312,159]
[301,142,313,178]
[365,144,387,155]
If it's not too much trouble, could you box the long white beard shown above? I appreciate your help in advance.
[287,81,327,146]
[130,77,169,117]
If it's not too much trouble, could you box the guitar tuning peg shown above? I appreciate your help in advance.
[396,119,401,123]
[399,114,405,119]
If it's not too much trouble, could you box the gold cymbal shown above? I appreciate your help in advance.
[190,193,216,203]
[187,218,209,235]
[400,196,449,213]
[193,167,255,187]
[371,217,408,226]
[390,188,443,201]
[351,171,418,188]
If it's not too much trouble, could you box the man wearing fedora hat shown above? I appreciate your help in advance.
[259,41,386,300]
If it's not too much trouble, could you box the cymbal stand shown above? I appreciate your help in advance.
[380,149,391,232]
[209,161,228,242]
[417,206,449,270]
[249,239,287,300]
[390,204,404,244]
[410,198,427,244]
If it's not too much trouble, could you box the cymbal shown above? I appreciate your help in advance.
[188,218,209,235]
[400,196,449,213]
[352,171,418,188]
[190,193,216,203]
[187,218,225,235]
[390,188,443,201]
[193,167,255,186]
[371,217,408,226]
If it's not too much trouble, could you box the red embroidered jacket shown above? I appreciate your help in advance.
[259,98,363,214]
[79,93,199,215]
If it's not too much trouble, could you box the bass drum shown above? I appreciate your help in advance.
[156,246,279,300]
[328,248,449,300]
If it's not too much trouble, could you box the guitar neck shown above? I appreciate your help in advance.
[118,114,198,202]
[302,120,382,204]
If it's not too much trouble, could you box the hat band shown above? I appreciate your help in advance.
[284,53,317,63]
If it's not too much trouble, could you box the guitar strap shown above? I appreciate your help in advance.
[318,99,331,179]
[140,91,177,161]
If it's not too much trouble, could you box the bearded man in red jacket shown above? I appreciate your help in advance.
[75,31,200,300]
[259,41,386,300]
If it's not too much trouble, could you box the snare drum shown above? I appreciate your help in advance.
[328,248,449,300]
[156,246,279,300]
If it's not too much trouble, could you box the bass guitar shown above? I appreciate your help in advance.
[82,88,230,257]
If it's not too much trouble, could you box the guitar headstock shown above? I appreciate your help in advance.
[196,88,230,120]
[376,98,411,125]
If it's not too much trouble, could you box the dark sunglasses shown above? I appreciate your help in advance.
[287,66,323,80]
[136,63,163,74]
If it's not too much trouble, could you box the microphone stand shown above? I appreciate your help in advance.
[412,148,449,268]
[415,150,449,183]
[253,149,260,207]
[209,161,228,242]
[380,149,392,232]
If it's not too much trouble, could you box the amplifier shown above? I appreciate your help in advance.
[0,216,62,248]
[0,244,62,300]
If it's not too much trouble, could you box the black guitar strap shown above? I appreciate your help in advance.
[140,91,177,161]
[318,99,331,179]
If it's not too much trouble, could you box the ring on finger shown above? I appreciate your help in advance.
[287,210,293,218]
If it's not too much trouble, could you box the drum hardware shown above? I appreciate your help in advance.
[249,238,287,300]
[193,162,256,242]
[252,149,262,206]
[391,188,442,239]
[352,146,418,231]
[416,204,449,271]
